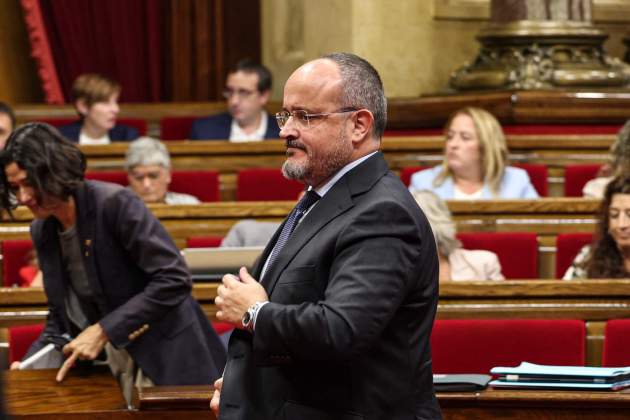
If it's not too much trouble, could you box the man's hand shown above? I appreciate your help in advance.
[210,376,223,416]
[215,267,268,328]
[56,323,109,382]
[10,361,20,370]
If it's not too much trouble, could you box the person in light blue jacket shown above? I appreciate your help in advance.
[409,107,538,200]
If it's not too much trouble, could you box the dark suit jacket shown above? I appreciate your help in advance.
[189,112,280,140]
[220,153,441,420]
[58,120,138,142]
[27,180,225,385]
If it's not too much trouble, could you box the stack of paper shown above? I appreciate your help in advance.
[490,362,630,390]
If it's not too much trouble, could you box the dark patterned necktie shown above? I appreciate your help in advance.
[264,189,320,277]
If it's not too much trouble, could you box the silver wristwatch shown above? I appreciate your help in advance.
[242,301,265,332]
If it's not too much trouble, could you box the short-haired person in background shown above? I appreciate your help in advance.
[413,189,504,281]
[0,102,16,150]
[2,123,224,403]
[190,59,280,141]
[409,107,538,199]
[583,120,630,198]
[564,175,630,279]
[125,137,200,204]
[59,73,138,145]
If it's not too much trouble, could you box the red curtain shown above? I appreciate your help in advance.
[38,0,164,102]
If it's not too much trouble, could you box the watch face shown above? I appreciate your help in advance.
[242,311,252,326]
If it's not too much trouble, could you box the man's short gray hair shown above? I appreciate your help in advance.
[124,137,171,171]
[321,52,387,140]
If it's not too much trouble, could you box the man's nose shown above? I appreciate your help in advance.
[142,177,153,188]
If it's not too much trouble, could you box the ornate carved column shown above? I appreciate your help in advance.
[450,0,629,90]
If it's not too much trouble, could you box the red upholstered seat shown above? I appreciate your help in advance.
[160,116,198,141]
[399,166,429,187]
[564,164,603,197]
[170,170,220,202]
[603,319,630,367]
[456,232,538,279]
[431,319,586,374]
[85,170,220,202]
[186,236,224,248]
[512,163,548,197]
[39,118,147,136]
[2,239,35,287]
[555,233,593,279]
[9,324,45,364]
[236,168,304,201]
[85,170,128,186]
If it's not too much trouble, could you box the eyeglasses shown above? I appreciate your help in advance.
[275,108,358,129]
[222,88,257,100]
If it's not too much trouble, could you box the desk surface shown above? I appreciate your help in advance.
[4,368,215,419]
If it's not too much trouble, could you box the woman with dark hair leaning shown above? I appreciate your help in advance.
[58,73,138,144]
[2,123,225,403]
[564,175,630,279]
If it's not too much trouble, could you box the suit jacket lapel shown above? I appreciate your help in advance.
[261,152,390,296]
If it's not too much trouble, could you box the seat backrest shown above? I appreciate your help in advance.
[186,236,224,248]
[555,233,594,279]
[160,116,198,141]
[456,232,538,279]
[431,319,586,374]
[39,117,147,136]
[9,324,45,363]
[512,163,548,197]
[236,168,304,201]
[564,164,602,197]
[171,170,220,202]
[85,170,129,186]
[2,239,34,287]
[399,166,429,187]
[603,319,630,367]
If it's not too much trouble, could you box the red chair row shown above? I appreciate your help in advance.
[11,319,630,369]
[432,318,630,374]
[87,168,304,202]
[85,170,220,202]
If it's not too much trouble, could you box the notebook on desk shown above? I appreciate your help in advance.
[182,246,265,282]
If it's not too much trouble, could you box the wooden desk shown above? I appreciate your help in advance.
[136,383,630,420]
[4,368,215,419]
[438,388,630,419]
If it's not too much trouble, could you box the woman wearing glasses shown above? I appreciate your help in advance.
[408,107,538,199]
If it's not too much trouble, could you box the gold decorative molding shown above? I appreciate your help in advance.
[435,0,630,22]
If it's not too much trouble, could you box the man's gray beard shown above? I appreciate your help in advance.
[282,159,308,181]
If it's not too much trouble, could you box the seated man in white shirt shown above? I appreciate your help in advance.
[125,137,200,205]
[189,59,280,141]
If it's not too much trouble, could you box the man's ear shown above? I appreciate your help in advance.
[75,99,89,117]
[350,109,374,143]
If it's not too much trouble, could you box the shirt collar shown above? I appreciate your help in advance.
[313,151,378,198]
[229,111,268,142]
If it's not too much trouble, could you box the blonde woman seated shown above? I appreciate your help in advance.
[564,175,630,279]
[409,107,538,199]
[413,190,504,281]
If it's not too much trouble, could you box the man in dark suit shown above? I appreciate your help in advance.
[189,59,280,141]
[213,53,441,419]
[2,123,225,402]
